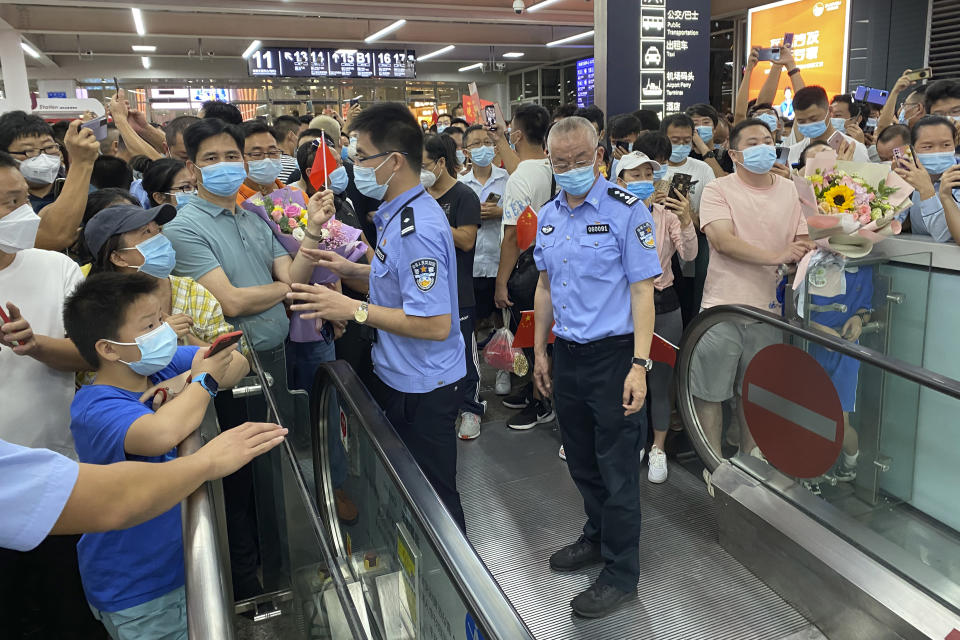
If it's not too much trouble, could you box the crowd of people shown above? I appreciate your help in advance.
[1,42,959,636]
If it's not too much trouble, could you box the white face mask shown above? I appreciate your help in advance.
[18,153,61,185]
[420,167,438,189]
[0,203,41,254]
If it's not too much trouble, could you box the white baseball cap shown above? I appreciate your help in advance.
[614,151,661,179]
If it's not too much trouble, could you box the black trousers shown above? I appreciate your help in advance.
[371,375,466,532]
[458,306,485,416]
[553,335,646,591]
[0,534,107,639]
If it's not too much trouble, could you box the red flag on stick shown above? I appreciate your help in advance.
[309,140,339,191]
[511,310,555,349]
[516,206,538,250]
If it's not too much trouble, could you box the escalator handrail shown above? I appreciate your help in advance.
[675,304,960,472]
[316,361,536,640]
[246,348,370,640]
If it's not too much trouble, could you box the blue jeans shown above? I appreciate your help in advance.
[285,338,346,488]
[89,586,186,640]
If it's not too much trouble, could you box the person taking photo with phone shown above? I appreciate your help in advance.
[788,86,870,165]
[895,115,960,243]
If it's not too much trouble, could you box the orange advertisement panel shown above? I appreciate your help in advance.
[746,0,850,109]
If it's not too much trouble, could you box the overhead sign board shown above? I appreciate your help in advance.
[576,58,595,108]
[247,47,416,79]
[747,0,851,103]
[639,0,710,120]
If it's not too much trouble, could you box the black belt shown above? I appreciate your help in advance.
[654,285,680,314]
[555,334,633,351]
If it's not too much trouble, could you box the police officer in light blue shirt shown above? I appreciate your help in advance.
[531,116,660,619]
[287,103,467,530]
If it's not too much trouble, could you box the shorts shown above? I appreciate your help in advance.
[810,344,860,412]
[473,276,497,322]
[689,320,781,402]
[89,586,187,640]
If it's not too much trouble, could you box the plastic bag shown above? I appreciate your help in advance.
[483,327,524,374]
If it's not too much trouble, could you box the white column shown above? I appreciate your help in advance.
[0,26,29,111]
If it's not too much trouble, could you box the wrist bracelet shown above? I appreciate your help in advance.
[788,67,801,77]
[303,228,324,242]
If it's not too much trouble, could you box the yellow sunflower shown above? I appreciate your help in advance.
[823,184,856,212]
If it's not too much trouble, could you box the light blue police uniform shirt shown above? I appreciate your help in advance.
[0,439,79,552]
[370,184,466,393]
[533,177,662,344]
[163,195,290,351]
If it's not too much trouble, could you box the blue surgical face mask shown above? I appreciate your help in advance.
[696,126,714,144]
[670,143,692,163]
[119,233,177,279]
[653,165,668,181]
[200,162,247,197]
[247,158,284,185]
[738,144,777,174]
[328,165,349,194]
[830,117,846,132]
[797,117,828,139]
[340,146,349,162]
[437,124,448,134]
[456,149,466,165]
[625,180,655,201]
[107,322,179,376]
[866,117,878,129]
[916,151,957,176]
[554,163,597,197]
[757,113,778,132]
[353,155,395,201]
[471,145,495,167]
[173,191,196,210]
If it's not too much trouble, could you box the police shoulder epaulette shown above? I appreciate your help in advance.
[400,207,416,237]
[608,187,639,207]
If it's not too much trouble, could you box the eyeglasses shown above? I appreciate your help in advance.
[550,158,595,173]
[245,149,282,160]
[355,150,408,164]
[166,184,197,194]
[8,144,61,159]
[933,106,960,117]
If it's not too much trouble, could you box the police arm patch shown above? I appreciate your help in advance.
[608,187,639,207]
[410,258,438,291]
[635,222,656,249]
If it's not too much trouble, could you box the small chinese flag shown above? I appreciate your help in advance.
[431,108,439,125]
[650,333,679,368]
[309,140,339,191]
[516,206,538,250]
[512,310,555,349]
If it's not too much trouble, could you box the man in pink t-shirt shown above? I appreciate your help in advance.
[690,118,814,457]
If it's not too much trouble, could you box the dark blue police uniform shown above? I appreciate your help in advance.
[533,176,662,591]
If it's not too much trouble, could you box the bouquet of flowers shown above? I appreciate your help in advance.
[793,148,914,259]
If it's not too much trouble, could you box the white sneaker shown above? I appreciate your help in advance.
[458,413,481,440]
[558,445,566,461]
[647,446,667,483]
[495,369,511,395]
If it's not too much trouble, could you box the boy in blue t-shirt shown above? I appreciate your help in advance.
[63,272,249,639]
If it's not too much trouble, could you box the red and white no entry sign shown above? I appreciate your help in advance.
[742,343,844,479]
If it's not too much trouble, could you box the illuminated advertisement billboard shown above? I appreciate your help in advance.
[746,0,851,108]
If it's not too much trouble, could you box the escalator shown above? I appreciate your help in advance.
[182,255,960,639]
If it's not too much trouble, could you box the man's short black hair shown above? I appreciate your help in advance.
[200,100,243,125]
[686,103,719,126]
[748,102,778,117]
[164,115,200,149]
[350,102,424,173]
[0,150,20,170]
[297,127,326,145]
[298,115,313,125]
[729,118,773,150]
[437,113,453,122]
[552,104,577,120]
[63,272,161,368]
[183,118,244,162]
[449,118,470,131]
[924,79,960,113]
[634,131,672,163]
[830,94,861,119]
[793,86,829,112]
[462,124,487,141]
[273,115,301,142]
[876,123,910,145]
[295,133,335,175]
[91,156,133,190]
[911,115,957,145]
[51,120,70,144]
[512,104,551,147]
[241,120,280,145]
[575,105,605,133]
[609,114,642,140]
[660,113,695,134]
[0,111,54,151]
[631,109,661,132]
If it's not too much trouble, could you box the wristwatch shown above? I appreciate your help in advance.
[632,357,654,372]
[354,301,369,324]
[193,372,220,398]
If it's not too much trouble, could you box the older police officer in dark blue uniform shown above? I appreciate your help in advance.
[533,116,661,618]
[287,103,467,530]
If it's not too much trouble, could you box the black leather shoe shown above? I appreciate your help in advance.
[549,536,601,572]
[570,582,634,618]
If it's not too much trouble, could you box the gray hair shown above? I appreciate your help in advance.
[547,116,598,152]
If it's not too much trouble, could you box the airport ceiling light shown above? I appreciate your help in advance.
[546,30,594,47]
[241,40,262,59]
[503,52,525,58]
[132,45,156,52]
[419,45,455,61]
[20,42,40,58]
[131,8,145,36]
[459,62,484,72]
[365,19,406,44]
[141,56,151,69]
[528,0,564,12]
